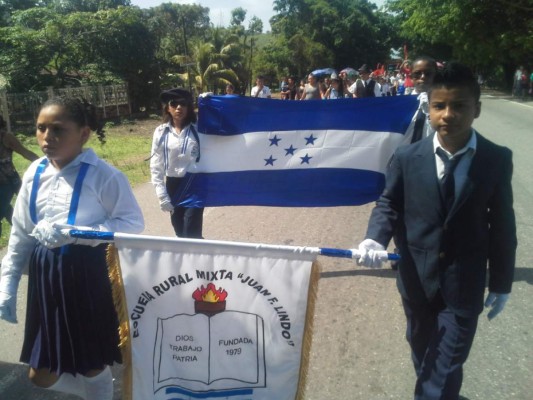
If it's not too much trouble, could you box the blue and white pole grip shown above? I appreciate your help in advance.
[69,230,114,242]
[319,247,400,261]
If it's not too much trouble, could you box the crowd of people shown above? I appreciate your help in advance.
[250,60,429,100]
[217,61,533,104]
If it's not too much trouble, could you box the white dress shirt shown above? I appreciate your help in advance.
[348,79,381,97]
[366,79,382,97]
[433,129,477,197]
[403,92,435,145]
[0,148,144,295]
[251,85,272,98]
[150,123,200,200]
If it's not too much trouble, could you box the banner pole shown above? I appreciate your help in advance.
[69,230,400,261]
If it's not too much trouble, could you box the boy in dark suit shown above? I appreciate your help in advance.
[357,62,517,399]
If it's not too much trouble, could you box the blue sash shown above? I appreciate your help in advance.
[30,158,90,225]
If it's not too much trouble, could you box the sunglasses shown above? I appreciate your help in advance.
[168,99,189,108]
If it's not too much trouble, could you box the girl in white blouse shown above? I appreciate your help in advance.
[0,97,144,399]
[150,88,204,238]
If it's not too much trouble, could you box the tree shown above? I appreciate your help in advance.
[271,0,308,37]
[270,0,394,73]
[0,7,77,90]
[47,0,131,13]
[0,0,39,26]
[85,7,159,111]
[142,2,210,61]
[226,7,267,93]
[230,7,246,27]
[386,0,533,87]
[210,27,244,83]
[141,2,212,99]
[179,42,238,94]
[0,6,158,111]
[254,35,297,82]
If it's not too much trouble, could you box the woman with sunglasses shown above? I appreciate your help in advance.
[150,88,204,238]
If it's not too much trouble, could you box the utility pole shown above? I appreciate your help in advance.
[180,13,194,98]
[248,36,254,96]
[183,62,195,99]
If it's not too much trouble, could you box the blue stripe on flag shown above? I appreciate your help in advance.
[174,168,385,207]
[198,95,417,135]
[165,386,254,398]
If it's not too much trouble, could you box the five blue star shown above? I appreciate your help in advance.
[269,135,281,146]
[300,154,312,164]
[304,134,317,145]
[285,145,297,155]
[264,135,319,166]
[264,155,276,166]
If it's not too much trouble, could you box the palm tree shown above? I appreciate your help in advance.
[211,28,246,93]
[174,42,238,95]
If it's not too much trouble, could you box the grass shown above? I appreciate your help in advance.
[0,117,159,248]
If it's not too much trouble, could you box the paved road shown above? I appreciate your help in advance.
[1,94,532,399]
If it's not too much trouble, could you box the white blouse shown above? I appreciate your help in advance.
[0,148,144,294]
[150,122,200,200]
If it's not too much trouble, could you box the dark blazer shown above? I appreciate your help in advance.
[366,131,517,318]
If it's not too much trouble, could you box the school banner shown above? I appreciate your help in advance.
[108,233,320,400]
[174,95,418,208]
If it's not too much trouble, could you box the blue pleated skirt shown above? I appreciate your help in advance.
[20,243,122,374]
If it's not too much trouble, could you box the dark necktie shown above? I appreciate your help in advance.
[436,148,465,212]
[411,110,426,143]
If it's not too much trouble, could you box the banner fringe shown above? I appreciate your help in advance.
[296,260,321,400]
[106,244,320,400]
[107,244,132,400]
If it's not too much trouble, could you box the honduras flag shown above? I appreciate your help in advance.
[175,95,418,207]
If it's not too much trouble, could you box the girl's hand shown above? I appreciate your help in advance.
[159,198,175,213]
[31,220,76,248]
[0,291,18,324]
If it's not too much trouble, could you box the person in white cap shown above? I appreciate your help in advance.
[150,87,204,238]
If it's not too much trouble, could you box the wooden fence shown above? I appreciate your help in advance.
[0,83,131,134]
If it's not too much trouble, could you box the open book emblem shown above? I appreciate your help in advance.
[153,283,266,397]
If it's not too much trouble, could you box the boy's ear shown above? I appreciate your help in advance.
[81,126,91,145]
[474,101,481,118]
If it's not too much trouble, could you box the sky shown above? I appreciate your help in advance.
[130,0,386,32]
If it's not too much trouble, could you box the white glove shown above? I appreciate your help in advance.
[484,292,509,320]
[357,238,386,269]
[0,291,17,323]
[54,224,104,247]
[31,221,101,248]
[159,198,175,213]
[31,220,75,249]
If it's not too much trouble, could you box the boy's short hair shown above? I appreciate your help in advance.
[430,61,481,101]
